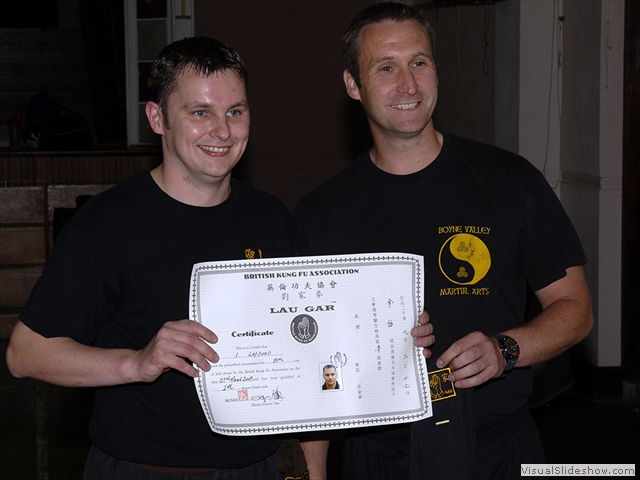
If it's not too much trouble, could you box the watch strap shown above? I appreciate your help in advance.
[490,334,519,373]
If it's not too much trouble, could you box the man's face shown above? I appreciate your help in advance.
[324,367,337,388]
[148,68,250,189]
[344,20,438,142]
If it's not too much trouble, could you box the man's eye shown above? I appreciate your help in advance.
[415,57,435,68]
[227,109,241,117]
[381,66,392,72]
[194,110,206,117]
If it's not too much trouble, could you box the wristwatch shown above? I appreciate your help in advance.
[491,334,520,373]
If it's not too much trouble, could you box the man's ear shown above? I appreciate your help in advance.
[343,69,361,101]
[145,101,165,135]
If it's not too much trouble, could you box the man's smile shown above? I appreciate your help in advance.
[391,102,419,110]
[199,145,231,153]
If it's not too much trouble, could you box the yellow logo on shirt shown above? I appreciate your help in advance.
[438,233,491,285]
[244,248,262,259]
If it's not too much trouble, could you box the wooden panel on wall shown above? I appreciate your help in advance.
[0,227,46,265]
[0,150,162,187]
[0,267,43,308]
[0,186,44,224]
[0,313,18,339]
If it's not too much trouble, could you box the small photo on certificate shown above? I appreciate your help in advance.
[320,363,343,392]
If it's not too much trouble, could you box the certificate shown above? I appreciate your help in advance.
[190,253,431,436]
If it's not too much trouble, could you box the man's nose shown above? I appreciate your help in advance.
[209,115,231,140]
[397,67,418,95]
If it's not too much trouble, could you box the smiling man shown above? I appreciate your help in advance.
[294,3,593,479]
[6,37,307,479]
[146,62,250,207]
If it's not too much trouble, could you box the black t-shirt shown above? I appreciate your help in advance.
[293,133,586,431]
[20,172,296,468]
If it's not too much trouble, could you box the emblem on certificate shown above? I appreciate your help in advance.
[190,253,432,435]
[290,314,318,343]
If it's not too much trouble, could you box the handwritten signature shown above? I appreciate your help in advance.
[251,387,285,403]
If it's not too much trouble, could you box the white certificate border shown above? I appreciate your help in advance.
[191,253,429,435]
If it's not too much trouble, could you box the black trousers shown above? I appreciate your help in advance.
[343,388,477,480]
[343,394,545,480]
[476,407,546,480]
[82,445,282,480]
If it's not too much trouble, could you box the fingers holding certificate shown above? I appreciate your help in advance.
[190,253,432,435]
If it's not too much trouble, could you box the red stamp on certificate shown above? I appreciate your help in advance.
[238,389,249,401]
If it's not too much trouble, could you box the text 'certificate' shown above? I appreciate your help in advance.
[190,253,431,436]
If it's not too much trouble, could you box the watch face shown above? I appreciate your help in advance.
[504,337,519,357]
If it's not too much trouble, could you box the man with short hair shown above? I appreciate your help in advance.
[294,3,593,479]
[6,36,307,479]
[322,365,340,390]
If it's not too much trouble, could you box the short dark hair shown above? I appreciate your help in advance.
[150,36,249,126]
[342,1,436,88]
[323,364,337,373]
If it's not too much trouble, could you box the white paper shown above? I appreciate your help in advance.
[190,253,431,436]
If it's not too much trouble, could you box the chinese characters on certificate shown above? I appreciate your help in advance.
[190,253,431,435]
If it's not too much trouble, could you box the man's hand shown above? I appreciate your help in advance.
[7,319,220,387]
[411,311,435,359]
[132,320,219,382]
[435,331,504,388]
